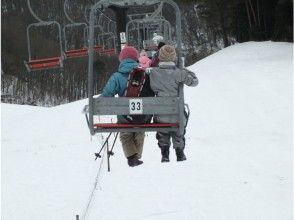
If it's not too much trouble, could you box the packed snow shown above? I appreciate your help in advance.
[1,41,293,220]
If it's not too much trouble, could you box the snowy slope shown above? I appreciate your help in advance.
[1,41,293,220]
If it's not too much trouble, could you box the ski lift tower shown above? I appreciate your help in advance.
[86,0,184,136]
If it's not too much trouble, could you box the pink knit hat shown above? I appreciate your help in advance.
[119,46,139,62]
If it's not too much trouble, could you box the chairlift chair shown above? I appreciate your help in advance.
[86,0,184,136]
[96,12,118,56]
[88,97,181,133]
[126,18,172,51]
[84,5,118,56]
[62,0,92,59]
[63,23,89,59]
[84,25,105,53]
[24,0,64,72]
[98,32,117,56]
[24,21,64,72]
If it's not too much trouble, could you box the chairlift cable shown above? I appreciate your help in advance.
[80,135,107,220]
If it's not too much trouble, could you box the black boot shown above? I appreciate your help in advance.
[175,148,187,161]
[127,154,143,167]
[161,146,170,162]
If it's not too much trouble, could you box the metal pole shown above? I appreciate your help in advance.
[161,0,182,67]
[88,6,96,135]
[126,22,130,44]
[178,83,185,135]
[95,132,113,159]
[64,0,75,24]
[26,24,33,61]
[173,1,185,136]
[63,26,68,52]
[109,132,119,154]
[107,140,110,172]
[83,26,88,47]
[56,22,64,63]
[27,0,44,23]
[137,22,140,48]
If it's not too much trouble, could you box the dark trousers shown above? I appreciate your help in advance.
[156,130,186,150]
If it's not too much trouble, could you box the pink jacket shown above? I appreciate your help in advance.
[138,55,151,69]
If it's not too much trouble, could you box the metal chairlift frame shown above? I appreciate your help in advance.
[86,0,184,136]
[83,8,117,55]
[97,11,117,34]
[84,5,117,36]
[63,0,89,58]
[126,18,172,49]
[97,32,117,55]
[24,0,63,72]
[63,23,88,58]
[127,1,163,20]
[83,25,105,52]
[127,13,156,20]
[96,9,118,54]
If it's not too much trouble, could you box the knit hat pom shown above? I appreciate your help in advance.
[119,46,139,62]
[159,45,176,62]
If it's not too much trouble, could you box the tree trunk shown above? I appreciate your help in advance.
[248,0,257,25]
[215,0,229,47]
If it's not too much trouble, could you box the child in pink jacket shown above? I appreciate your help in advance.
[138,50,151,69]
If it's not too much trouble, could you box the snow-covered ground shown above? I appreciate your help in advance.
[1,41,293,220]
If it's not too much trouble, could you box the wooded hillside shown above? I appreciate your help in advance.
[1,0,292,106]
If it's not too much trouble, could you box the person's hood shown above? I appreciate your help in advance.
[118,58,138,74]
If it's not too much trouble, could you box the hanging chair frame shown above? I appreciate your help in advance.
[126,18,172,50]
[62,0,89,58]
[24,0,64,72]
[86,0,184,135]
[63,23,89,58]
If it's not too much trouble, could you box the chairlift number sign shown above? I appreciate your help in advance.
[129,99,143,114]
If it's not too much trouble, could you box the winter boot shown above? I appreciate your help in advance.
[175,148,187,161]
[127,154,143,167]
[160,146,170,162]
